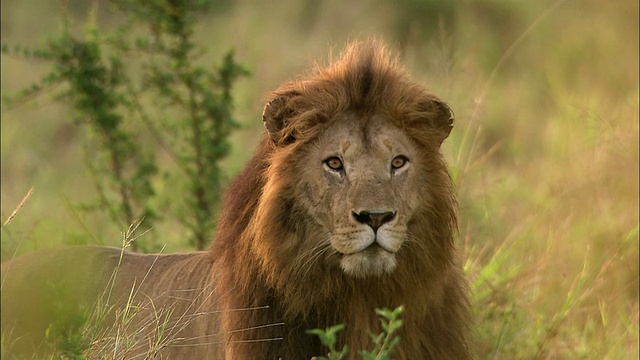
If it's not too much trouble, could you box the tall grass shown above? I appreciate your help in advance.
[449,1,639,358]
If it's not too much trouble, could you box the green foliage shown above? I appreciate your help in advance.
[360,306,404,360]
[45,314,89,359]
[307,324,349,360]
[49,31,158,253]
[44,281,92,358]
[2,0,248,251]
[307,306,404,360]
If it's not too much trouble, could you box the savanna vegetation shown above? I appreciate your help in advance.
[1,0,637,358]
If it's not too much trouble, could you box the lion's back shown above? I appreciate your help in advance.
[1,246,223,358]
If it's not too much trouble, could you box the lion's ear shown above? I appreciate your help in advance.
[262,95,295,145]
[420,97,454,145]
[434,99,454,143]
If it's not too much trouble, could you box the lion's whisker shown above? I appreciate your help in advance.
[299,244,331,280]
[291,238,330,278]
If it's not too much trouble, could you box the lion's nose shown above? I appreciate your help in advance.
[352,211,396,232]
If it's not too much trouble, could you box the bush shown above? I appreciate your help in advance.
[2,0,249,252]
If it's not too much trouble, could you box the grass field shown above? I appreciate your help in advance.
[1,0,638,358]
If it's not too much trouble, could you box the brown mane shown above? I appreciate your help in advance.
[261,41,454,149]
[211,40,470,359]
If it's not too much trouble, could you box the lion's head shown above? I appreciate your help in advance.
[248,40,456,279]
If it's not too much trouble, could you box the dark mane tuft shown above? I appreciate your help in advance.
[265,39,452,149]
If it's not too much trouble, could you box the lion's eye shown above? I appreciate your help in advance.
[391,155,408,170]
[325,157,344,171]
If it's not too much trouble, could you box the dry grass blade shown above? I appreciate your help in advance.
[2,186,34,227]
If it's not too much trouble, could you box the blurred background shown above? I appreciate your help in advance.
[1,0,638,358]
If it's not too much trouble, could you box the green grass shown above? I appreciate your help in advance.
[2,0,638,358]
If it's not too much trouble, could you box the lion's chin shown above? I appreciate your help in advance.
[339,245,397,278]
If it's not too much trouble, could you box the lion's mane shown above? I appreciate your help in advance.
[211,40,470,359]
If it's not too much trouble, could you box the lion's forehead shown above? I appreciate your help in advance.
[319,114,415,163]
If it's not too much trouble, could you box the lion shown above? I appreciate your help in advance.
[1,40,470,359]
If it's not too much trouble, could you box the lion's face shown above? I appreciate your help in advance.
[296,113,422,277]
[257,41,455,282]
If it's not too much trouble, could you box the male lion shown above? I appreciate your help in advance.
[1,40,470,359]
